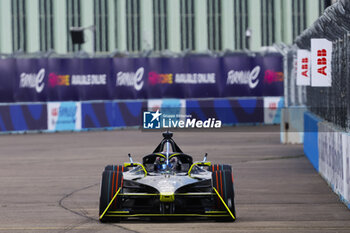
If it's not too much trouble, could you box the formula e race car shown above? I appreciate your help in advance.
[99,131,236,222]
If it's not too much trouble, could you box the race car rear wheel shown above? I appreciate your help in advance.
[99,170,124,222]
[212,170,236,222]
[104,165,128,172]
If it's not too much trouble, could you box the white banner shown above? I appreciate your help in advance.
[47,102,81,131]
[147,99,187,122]
[296,50,311,86]
[318,122,344,197]
[263,97,283,124]
[343,133,350,203]
[311,38,332,87]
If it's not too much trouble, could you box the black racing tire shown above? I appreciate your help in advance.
[212,170,236,222]
[104,165,128,172]
[99,170,124,222]
[209,164,232,173]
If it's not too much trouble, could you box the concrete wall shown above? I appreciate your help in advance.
[280,106,305,144]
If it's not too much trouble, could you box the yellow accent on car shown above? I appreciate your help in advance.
[213,187,236,220]
[105,213,230,217]
[160,192,175,202]
[123,162,148,176]
[205,210,227,214]
[107,210,130,213]
[99,187,121,220]
[119,192,214,196]
[169,153,180,159]
[154,153,166,158]
[188,162,212,176]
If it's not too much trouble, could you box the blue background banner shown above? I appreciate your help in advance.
[82,100,146,129]
[82,102,115,128]
[186,98,264,125]
[0,104,47,131]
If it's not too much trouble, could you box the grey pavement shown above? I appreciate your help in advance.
[0,126,349,233]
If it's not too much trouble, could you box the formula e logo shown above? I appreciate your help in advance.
[19,68,45,93]
[143,110,162,129]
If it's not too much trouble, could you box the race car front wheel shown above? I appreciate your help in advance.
[99,170,123,222]
[104,165,128,172]
[212,169,236,222]
[209,164,232,173]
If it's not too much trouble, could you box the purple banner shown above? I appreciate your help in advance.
[187,56,221,98]
[13,58,48,102]
[0,58,15,102]
[256,54,284,96]
[113,57,148,99]
[222,53,262,97]
[47,58,110,101]
[0,53,283,102]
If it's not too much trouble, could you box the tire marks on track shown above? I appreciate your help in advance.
[58,183,139,233]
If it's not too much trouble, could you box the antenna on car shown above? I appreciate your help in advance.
[128,153,134,164]
[202,153,208,162]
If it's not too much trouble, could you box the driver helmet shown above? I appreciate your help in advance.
[157,157,167,170]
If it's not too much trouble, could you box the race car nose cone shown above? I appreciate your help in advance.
[160,192,175,202]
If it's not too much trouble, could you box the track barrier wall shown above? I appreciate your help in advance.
[0,103,47,132]
[0,97,283,133]
[281,1,350,209]
[0,53,284,132]
[304,111,350,209]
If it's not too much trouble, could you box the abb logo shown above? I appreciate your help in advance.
[269,102,277,110]
[310,38,331,87]
[51,108,58,117]
[317,49,327,76]
[301,57,309,77]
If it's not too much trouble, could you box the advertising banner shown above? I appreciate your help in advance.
[114,101,146,127]
[148,99,186,124]
[303,112,320,171]
[0,104,47,131]
[311,38,332,87]
[47,58,110,101]
[318,122,344,196]
[186,98,264,125]
[47,102,81,131]
[1,54,284,102]
[343,133,350,204]
[256,54,284,96]
[0,58,15,102]
[186,56,221,98]
[222,53,261,97]
[113,57,147,99]
[82,102,114,128]
[47,58,80,101]
[13,58,48,102]
[147,57,189,99]
[78,58,111,100]
[264,97,283,124]
[296,50,311,86]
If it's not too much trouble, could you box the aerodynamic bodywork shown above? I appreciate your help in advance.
[99,131,236,222]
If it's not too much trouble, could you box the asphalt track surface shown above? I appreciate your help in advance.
[0,126,350,233]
